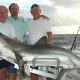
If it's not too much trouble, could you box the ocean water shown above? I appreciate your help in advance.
[24,34,80,51]
[50,34,80,56]
[51,34,80,46]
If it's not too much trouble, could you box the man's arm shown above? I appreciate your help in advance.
[47,32,52,44]
[40,15,50,20]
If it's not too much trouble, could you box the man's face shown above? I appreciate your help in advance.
[0,7,8,23]
[9,4,19,17]
[31,7,41,17]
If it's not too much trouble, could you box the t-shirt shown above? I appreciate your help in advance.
[0,22,16,60]
[0,22,16,38]
[7,16,25,42]
[25,17,52,45]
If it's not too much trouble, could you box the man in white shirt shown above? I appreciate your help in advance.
[0,5,17,80]
[25,4,52,45]
[24,4,52,80]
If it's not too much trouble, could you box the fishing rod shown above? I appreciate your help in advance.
[70,26,80,51]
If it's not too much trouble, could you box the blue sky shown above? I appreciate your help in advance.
[0,0,53,10]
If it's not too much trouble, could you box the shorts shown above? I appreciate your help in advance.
[35,36,48,46]
[0,59,17,73]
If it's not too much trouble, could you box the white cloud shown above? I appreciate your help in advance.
[39,0,53,5]
[50,0,80,8]
[56,6,80,18]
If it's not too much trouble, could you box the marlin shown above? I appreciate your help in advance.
[0,33,80,80]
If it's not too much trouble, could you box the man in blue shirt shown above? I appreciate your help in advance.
[7,3,25,43]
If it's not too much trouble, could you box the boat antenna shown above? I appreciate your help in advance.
[70,26,80,51]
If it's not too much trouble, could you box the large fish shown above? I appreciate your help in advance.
[0,33,80,79]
